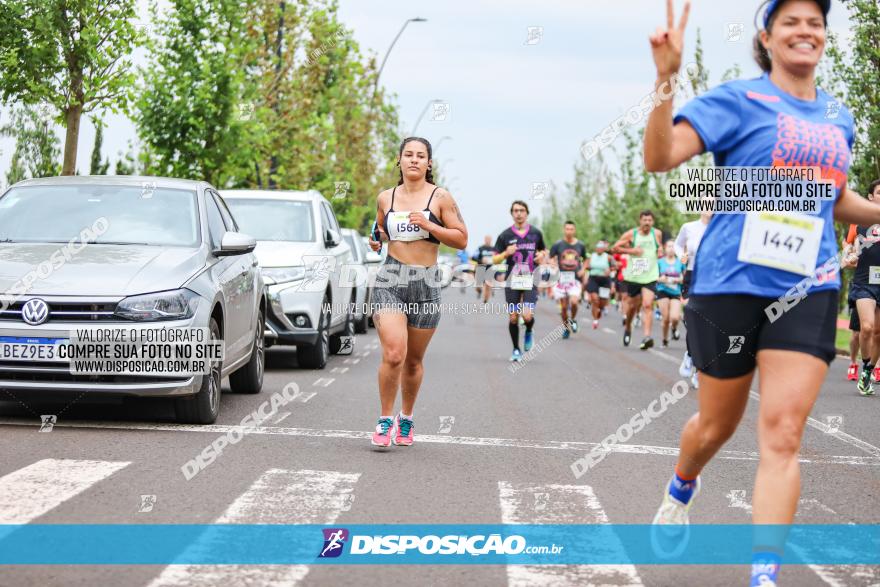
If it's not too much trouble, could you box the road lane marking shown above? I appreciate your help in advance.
[343,358,360,364]
[647,349,677,363]
[330,367,349,374]
[498,482,643,586]
[602,328,616,334]
[750,389,880,457]
[726,490,841,517]
[271,412,291,425]
[1,419,874,467]
[313,378,335,387]
[147,469,359,587]
[0,459,129,524]
[648,348,880,458]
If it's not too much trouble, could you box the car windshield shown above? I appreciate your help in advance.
[0,184,200,246]
[225,198,314,242]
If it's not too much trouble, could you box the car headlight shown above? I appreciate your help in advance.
[115,289,201,321]
[262,266,306,285]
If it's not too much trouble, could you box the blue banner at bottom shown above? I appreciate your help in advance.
[0,525,878,565]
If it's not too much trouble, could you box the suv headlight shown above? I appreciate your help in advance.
[115,289,201,321]
[262,267,306,285]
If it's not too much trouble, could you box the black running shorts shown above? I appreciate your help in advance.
[622,280,656,297]
[848,298,860,332]
[681,270,693,299]
[685,291,838,379]
[586,275,611,294]
[504,286,538,311]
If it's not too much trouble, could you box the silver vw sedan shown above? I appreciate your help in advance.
[0,176,265,424]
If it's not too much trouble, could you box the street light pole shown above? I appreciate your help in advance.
[434,136,452,153]
[373,17,427,99]
[411,98,444,136]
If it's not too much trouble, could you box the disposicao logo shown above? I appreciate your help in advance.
[318,528,348,558]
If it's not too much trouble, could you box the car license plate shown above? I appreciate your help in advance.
[0,337,69,362]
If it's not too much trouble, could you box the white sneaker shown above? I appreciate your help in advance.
[652,476,701,525]
[752,574,777,587]
[691,370,699,389]
[651,476,701,559]
[678,352,693,378]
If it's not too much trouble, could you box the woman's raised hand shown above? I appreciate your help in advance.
[649,0,691,76]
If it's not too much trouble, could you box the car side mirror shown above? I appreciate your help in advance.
[216,231,257,256]
[324,228,341,248]
[365,251,382,263]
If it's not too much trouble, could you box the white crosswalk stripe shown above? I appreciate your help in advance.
[0,458,129,524]
[498,482,643,586]
[147,468,360,587]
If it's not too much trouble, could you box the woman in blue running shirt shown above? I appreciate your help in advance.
[644,1,880,584]
[656,240,685,347]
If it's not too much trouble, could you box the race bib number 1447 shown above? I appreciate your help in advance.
[737,212,823,277]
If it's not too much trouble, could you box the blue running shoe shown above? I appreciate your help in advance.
[524,330,534,352]
[509,349,523,362]
[562,329,570,339]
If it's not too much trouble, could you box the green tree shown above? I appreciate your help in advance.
[136,0,252,186]
[0,0,139,175]
[89,120,110,175]
[825,0,880,191]
[822,0,880,310]
[136,0,400,232]
[239,0,399,228]
[0,104,61,184]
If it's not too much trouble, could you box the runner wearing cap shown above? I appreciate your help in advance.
[585,240,616,329]
[656,240,685,347]
[642,1,875,584]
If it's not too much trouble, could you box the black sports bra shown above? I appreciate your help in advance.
[382,186,445,244]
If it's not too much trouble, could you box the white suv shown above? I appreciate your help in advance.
[222,190,354,369]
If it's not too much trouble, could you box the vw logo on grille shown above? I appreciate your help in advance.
[21,298,49,325]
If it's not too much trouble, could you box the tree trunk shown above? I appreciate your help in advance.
[62,61,84,176]
[268,1,285,188]
[62,104,82,175]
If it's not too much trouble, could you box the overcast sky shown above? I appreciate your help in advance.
[0,0,855,249]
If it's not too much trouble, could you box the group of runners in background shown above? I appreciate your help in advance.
[468,204,710,389]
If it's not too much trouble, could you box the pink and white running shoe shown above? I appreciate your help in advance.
[371,417,394,447]
[393,414,415,446]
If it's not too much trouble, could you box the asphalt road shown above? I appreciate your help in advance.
[1,287,878,586]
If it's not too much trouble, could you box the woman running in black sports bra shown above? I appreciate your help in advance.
[367,137,468,448]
